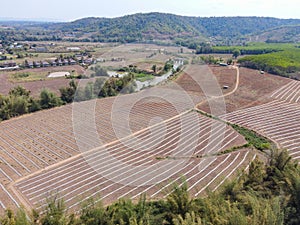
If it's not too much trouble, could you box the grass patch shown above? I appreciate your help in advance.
[217,144,250,156]
[12,72,30,79]
[230,124,272,151]
[193,109,274,151]
[9,71,47,82]
[133,72,155,82]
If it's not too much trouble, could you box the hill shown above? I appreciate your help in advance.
[47,13,203,42]
[247,25,300,43]
[1,12,300,44]
[48,13,300,43]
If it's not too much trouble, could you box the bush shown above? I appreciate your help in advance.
[40,89,63,109]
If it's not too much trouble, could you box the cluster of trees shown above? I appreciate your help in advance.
[0,75,137,121]
[114,61,174,79]
[0,29,62,43]
[117,65,157,75]
[73,74,136,102]
[1,149,299,225]
[162,60,174,73]
[0,86,62,121]
[90,66,109,77]
[192,55,233,65]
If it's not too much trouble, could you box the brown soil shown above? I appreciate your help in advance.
[170,64,237,99]
[199,67,291,113]
[2,63,280,213]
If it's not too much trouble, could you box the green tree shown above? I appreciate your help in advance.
[60,80,78,103]
[40,196,67,225]
[9,95,29,116]
[166,183,193,222]
[227,58,233,65]
[173,212,202,225]
[40,89,62,109]
[15,208,31,225]
[152,64,157,73]
[232,49,241,59]
[79,198,108,225]
[8,86,30,97]
[1,209,16,225]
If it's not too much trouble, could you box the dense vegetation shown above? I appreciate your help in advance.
[73,74,136,102]
[193,42,300,78]
[0,86,62,120]
[90,66,109,77]
[188,43,300,80]
[2,13,300,44]
[53,14,300,43]
[238,48,300,78]
[230,124,272,150]
[1,149,299,225]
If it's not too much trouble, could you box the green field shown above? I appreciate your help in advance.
[9,71,48,82]
[238,48,300,78]
[133,72,155,82]
[198,42,300,78]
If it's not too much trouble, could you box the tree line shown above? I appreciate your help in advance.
[1,149,299,225]
[0,74,137,122]
[0,86,62,121]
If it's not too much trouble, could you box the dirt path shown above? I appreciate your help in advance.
[195,65,240,109]
[223,65,240,97]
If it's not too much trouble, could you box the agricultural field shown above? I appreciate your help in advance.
[212,42,297,54]
[200,42,300,79]
[198,66,290,113]
[0,62,258,214]
[0,65,85,96]
[13,111,250,211]
[2,41,300,216]
[0,43,191,97]
[199,66,300,161]
[91,43,191,70]
[221,99,300,160]
[238,49,300,78]
[8,66,83,82]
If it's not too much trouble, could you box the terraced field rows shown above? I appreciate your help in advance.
[0,91,192,183]
[0,64,252,214]
[221,100,300,160]
[270,80,300,103]
[14,111,249,211]
[0,184,20,211]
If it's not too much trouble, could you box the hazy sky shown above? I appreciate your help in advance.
[1,0,299,21]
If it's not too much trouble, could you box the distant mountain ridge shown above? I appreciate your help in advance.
[1,12,300,44]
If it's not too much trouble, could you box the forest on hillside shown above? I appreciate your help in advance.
[1,13,300,44]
